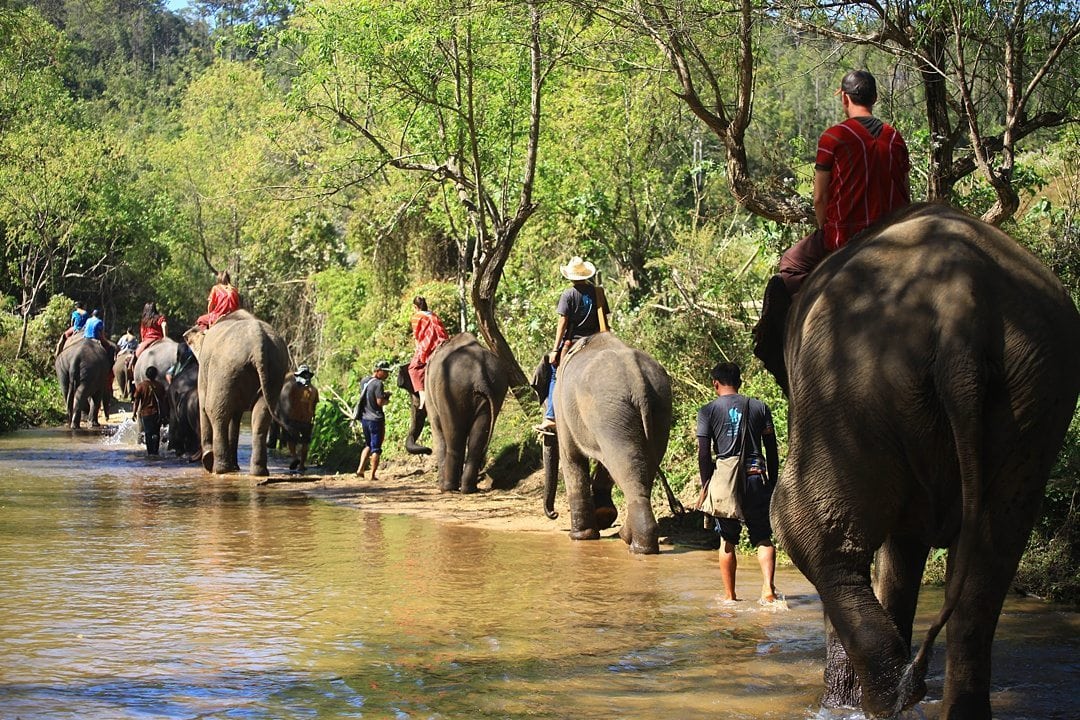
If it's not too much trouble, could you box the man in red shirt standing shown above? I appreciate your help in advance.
[778,69,911,295]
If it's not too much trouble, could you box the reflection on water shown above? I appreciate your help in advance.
[0,428,1077,719]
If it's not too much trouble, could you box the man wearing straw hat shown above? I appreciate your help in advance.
[534,256,609,433]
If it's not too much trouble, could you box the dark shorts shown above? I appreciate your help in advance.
[715,473,774,547]
[361,418,384,454]
[284,421,313,444]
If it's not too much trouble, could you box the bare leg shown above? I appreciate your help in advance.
[356,447,371,477]
[757,541,777,601]
[720,540,738,601]
[369,452,380,482]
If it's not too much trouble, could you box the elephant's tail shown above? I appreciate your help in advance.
[901,353,986,712]
[255,339,288,428]
[480,391,497,458]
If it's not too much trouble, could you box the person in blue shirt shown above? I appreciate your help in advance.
[83,309,105,342]
[55,301,89,355]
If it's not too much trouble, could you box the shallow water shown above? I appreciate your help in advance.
[0,428,1076,719]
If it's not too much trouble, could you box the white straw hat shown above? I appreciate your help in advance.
[560,256,596,281]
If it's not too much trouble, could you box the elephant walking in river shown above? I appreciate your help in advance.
[55,335,112,429]
[187,311,290,476]
[545,333,671,554]
[424,333,509,493]
[758,203,1080,718]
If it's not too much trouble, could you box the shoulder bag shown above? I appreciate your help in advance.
[696,399,750,519]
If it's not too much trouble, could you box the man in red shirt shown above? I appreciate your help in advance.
[779,69,911,295]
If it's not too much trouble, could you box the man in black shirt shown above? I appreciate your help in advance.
[697,361,780,603]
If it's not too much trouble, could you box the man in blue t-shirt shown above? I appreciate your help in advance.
[696,361,780,603]
[83,309,104,342]
[354,360,392,481]
[55,301,89,355]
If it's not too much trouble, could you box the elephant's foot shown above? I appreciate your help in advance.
[619,522,660,554]
[595,506,618,530]
[569,528,600,541]
[460,484,478,494]
[202,452,214,473]
[821,635,862,709]
[250,465,269,477]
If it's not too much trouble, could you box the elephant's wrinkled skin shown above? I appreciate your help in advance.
[166,346,200,459]
[550,333,672,554]
[424,333,509,493]
[763,203,1080,719]
[134,337,179,386]
[533,358,618,529]
[188,311,290,476]
[55,335,111,429]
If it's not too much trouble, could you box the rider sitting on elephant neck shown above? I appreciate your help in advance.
[55,301,88,355]
[82,309,105,344]
[535,256,609,433]
[407,295,449,411]
[197,270,241,330]
[134,302,169,360]
[117,327,138,353]
[779,70,910,297]
[756,70,911,368]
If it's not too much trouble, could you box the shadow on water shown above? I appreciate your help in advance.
[0,428,1076,719]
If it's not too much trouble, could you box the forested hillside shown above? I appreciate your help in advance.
[2,0,1078,601]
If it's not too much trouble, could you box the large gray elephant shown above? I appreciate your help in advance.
[134,337,179,386]
[55,335,112,429]
[546,333,672,555]
[186,311,290,476]
[757,203,1080,719]
[424,333,509,493]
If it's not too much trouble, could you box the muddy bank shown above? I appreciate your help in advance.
[277,453,720,549]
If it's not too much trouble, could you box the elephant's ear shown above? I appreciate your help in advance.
[183,327,204,361]
[530,356,551,402]
[752,275,790,396]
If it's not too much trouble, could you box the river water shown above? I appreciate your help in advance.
[0,428,1077,719]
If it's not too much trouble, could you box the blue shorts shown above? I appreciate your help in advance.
[714,473,774,547]
[361,418,384,454]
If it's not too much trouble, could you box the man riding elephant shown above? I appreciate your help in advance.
[535,256,609,434]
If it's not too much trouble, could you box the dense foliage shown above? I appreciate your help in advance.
[1,0,1078,601]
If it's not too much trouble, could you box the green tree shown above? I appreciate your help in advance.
[284,0,593,393]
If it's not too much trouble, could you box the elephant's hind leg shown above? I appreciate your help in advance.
[460,402,493,493]
[434,411,465,492]
[563,449,603,542]
[605,455,659,554]
[249,396,271,476]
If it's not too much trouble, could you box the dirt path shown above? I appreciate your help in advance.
[263,454,719,548]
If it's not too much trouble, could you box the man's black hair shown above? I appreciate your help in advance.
[710,361,742,389]
[841,69,878,107]
[146,366,158,380]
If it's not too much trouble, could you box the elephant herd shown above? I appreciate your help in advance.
[56,310,302,476]
[52,205,1080,719]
